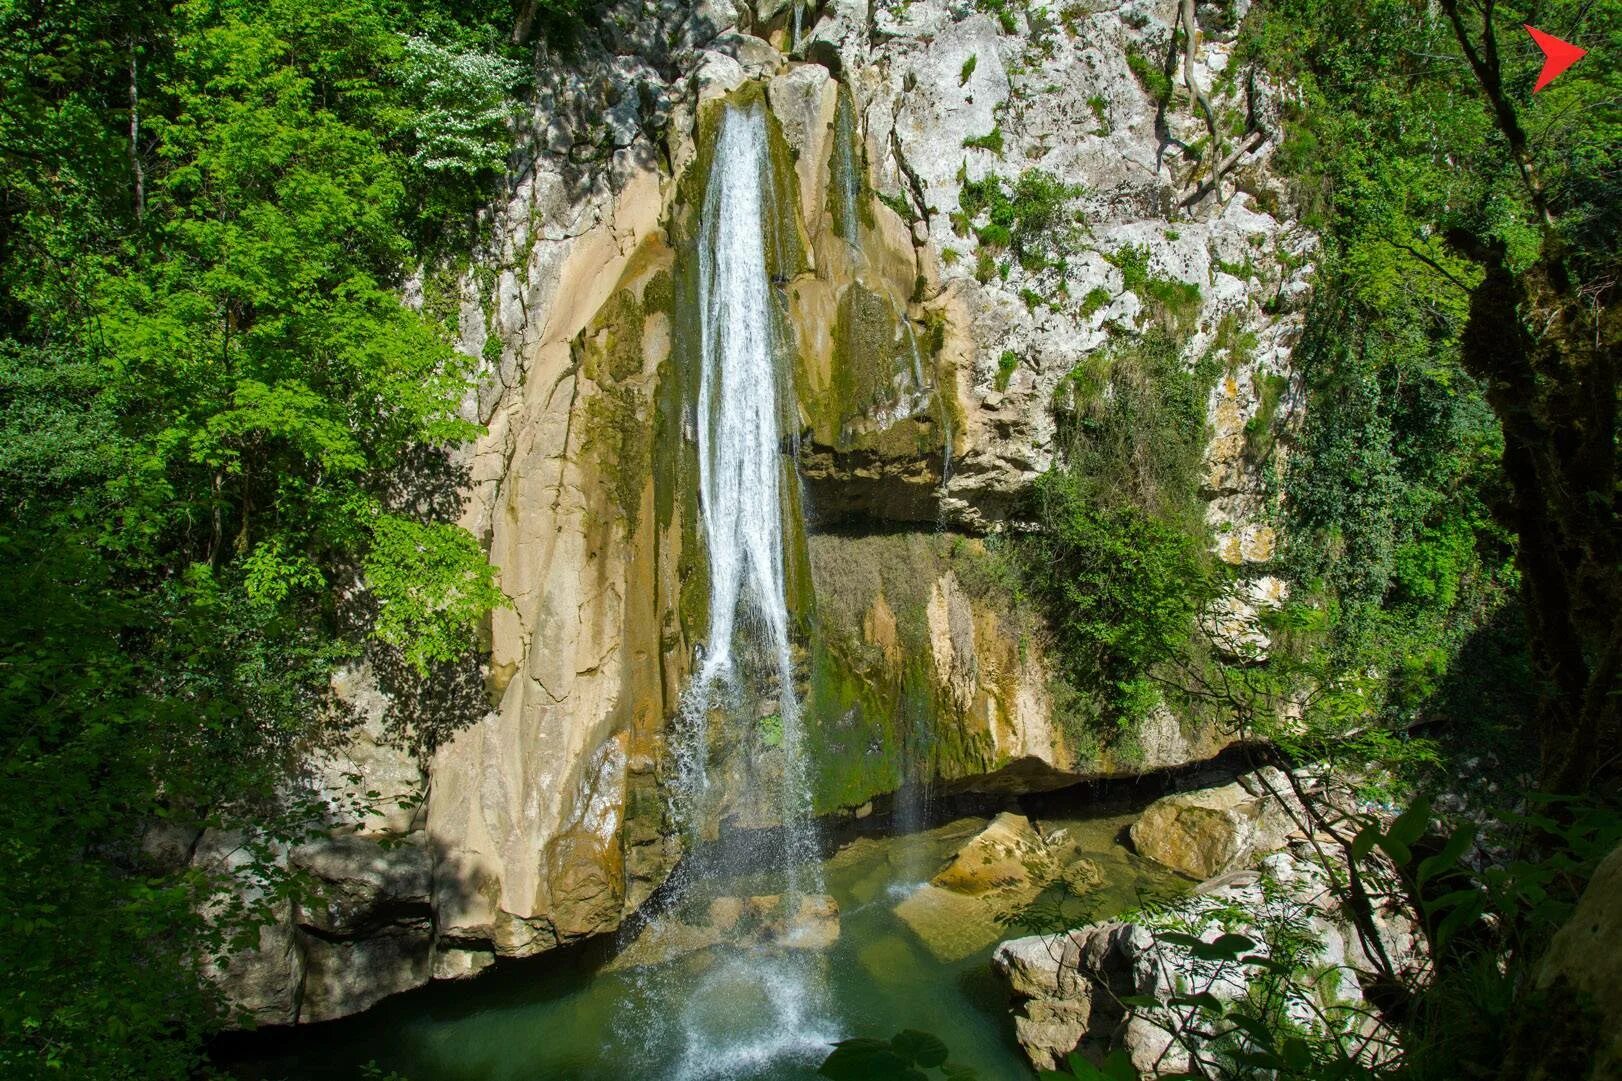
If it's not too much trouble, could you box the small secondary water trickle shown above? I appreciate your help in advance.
[831,89,861,246]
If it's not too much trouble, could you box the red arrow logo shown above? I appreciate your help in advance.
[1525,25,1587,92]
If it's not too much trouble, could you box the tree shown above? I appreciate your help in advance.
[1246,0,1619,795]
[0,0,521,1074]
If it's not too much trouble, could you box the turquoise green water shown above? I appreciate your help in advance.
[227,811,1185,1081]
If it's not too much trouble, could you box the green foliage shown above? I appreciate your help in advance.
[1125,46,1171,102]
[974,0,1020,33]
[961,124,1005,156]
[1086,94,1110,134]
[878,190,915,221]
[1027,474,1213,724]
[1243,372,1289,461]
[959,168,1084,269]
[758,712,784,748]
[995,349,1019,390]
[365,515,507,674]
[1024,332,1218,731]
[1237,0,1614,791]
[1040,1049,1140,1081]
[959,54,977,86]
[1079,286,1111,319]
[1108,243,1152,291]
[1104,244,1201,332]
[821,1029,980,1080]
[0,0,516,1074]
[974,248,997,284]
[1278,281,1517,728]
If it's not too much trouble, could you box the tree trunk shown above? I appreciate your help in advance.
[1179,0,1221,201]
[1458,256,1620,794]
[127,42,144,222]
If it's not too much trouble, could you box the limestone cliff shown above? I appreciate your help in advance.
[213,0,1312,1023]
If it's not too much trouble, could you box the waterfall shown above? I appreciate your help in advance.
[654,101,834,1080]
[693,101,791,696]
[679,100,820,882]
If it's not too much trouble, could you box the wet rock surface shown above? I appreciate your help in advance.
[996,772,1423,1076]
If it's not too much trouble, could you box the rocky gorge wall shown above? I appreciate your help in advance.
[209,0,1317,1024]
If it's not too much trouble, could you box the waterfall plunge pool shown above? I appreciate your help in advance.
[224,807,1189,1081]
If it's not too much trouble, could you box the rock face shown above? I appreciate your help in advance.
[995,848,1421,1075]
[1533,842,1622,1078]
[214,0,1313,1024]
[1128,769,1300,878]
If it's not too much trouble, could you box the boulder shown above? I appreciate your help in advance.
[1129,772,1297,878]
[202,910,305,1028]
[299,923,433,1024]
[994,849,1417,1076]
[930,812,1045,894]
[291,836,433,935]
[898,813,1102,961]
[1534,841,1622,1077]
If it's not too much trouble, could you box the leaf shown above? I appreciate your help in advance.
[1435,890,1486,948]
[1377,835,1412,866]
[1097,1048,1141,1081]
[1117,994,1163,1008]
[1224,1012,1278,1050]
[1281,1036,1313,1070]
[890,1030,949,1068]
[1350,822,1380,862]
[1154,931,1208,950]
[1201,933,1257,961]
[1418,824,1476,885]
[821,1039,921,1081]
[1231,1049,1286,1070]
[1386,797,1432,849]
[1169,992,1225,1014]
[1422,887,1481,915]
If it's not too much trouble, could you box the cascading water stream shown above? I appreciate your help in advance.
[679,99,820,886]
[650,99,835,1080]
[831,91,861,246]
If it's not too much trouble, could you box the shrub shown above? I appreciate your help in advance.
[1024,332,1218,727]
[1126,46,1172,101]
[996,349,1019,389]
[962,124,1005,155]
[1079,285,1111,318]
[959,168,1084,267]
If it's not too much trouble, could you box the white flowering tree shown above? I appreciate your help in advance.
[400,34,524,179]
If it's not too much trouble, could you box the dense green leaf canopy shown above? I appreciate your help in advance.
[0,0,526,1074]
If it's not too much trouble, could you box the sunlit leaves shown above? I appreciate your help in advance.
[365,514,507,674]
